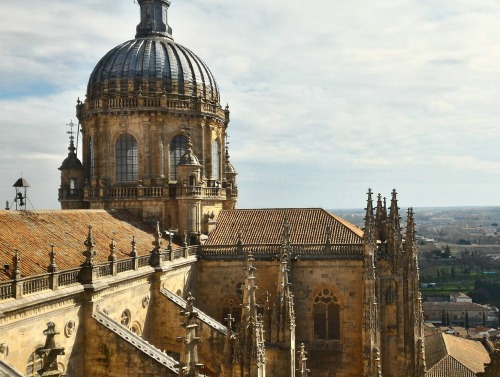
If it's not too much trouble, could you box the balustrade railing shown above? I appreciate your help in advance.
[84,95,224,117]
[22,275,50,295]
[0,283,13,300]
[117,259,133,273]
[137,255,150,268]
[0,246,198,302]
[109,187,138,198]
[58,188,83,201]
[98,264,111,277]
[83,184,227,200]
[58,269,80,287]
[143,187,163,197]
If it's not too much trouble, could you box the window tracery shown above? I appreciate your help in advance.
[313,287,340,340]
[169,135,188,180]
[115,134,138,181]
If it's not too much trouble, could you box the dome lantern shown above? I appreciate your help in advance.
[136,0,173,39]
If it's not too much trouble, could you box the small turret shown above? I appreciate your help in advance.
[135,0,173,39]
[59,120,85,209]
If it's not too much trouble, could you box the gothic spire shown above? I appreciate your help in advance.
[389,189,401,233]
[375,193,387,240]
[405,208,416,245]
[364,188,375,243]
[177,292,203,377]
[135,0,173,39]
[237,252,266,375]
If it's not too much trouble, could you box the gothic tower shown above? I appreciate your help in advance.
[60,0,238,241]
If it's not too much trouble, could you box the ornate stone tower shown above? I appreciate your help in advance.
[60,0,238,240]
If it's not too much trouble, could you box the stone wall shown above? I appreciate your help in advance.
[0,286,85,376]
[0,258,198,376]
[196,258,366,377]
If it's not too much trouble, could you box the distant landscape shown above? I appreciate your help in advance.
[334,207,500,308]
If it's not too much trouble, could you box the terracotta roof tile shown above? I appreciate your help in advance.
[423,302,487,312]
[205,208,363,247]
[0,210,179,281]
[425,333,490,375]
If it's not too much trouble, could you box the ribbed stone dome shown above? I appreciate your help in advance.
[86,0,220,103]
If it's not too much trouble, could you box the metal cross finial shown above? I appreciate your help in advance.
[66,120,75,138]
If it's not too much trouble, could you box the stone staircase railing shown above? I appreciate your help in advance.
[161,288,229,336]
[0,359,24,377]
[92,309,179,374]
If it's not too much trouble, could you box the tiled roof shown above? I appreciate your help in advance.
[0,210,178,281]
[205,208,363,246]
[425,333,490,376]
[423,302,487,312]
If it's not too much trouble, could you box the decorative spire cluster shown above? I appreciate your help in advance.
[177,292,203,377]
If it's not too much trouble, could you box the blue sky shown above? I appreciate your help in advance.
[0,0,499,210]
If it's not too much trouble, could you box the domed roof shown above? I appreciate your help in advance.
[178,138,201,166]
[59,139,83,170]
[86,0,220,103]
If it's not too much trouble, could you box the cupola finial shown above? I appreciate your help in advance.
[136,0,173,39]
[66,120,76,155]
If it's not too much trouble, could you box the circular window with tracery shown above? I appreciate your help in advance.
[221,296,241,329]
[313,288,340,340]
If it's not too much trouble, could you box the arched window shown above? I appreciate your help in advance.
[313,288,340,340]
[26,347,44,377]
[212,140,220,180]
[169,135,188,180]
[88,138,94,180]
[116,133,138,181]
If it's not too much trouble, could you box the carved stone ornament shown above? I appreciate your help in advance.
[0,343,8,359]
[121,309,131,327]
[119,116,128,131]
[142,295,150,308]
[64,320,76,338]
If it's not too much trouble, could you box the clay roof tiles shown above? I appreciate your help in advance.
[0,210,178,281]
[425,333,490,376]
[205,208,363,246]
[423,302,488,312]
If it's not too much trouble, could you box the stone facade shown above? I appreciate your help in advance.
[0,0,438,376]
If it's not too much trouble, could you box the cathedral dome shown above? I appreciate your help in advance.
[86,0,220,103]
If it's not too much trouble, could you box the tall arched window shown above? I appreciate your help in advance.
[313,288,340,340]
[169,135,188,180]
[212,140,220,180]
[88,138,94,181]
[116,133,138,181]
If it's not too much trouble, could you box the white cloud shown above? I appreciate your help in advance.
[0,0,499,210]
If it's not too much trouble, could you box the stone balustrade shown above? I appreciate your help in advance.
[200,243,364,259]
[84,95,225,119]
[0,246,198,302]
[83,185,226,201]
